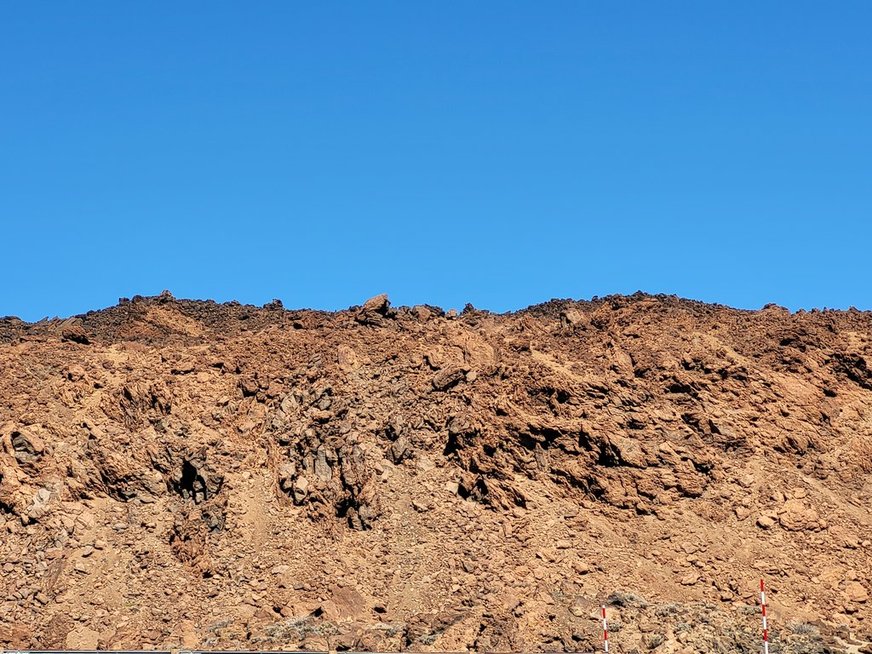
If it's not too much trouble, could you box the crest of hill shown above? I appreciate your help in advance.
[3,290,865,346]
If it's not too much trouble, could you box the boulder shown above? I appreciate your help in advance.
[560,308,589,329]
[432,366,468,391]
[778,499,820,531]
[844,581,869,603]
[362,293,389,313]
[61,323,90,345]
[355,293,394,326]
[10,427,45,465]
[338,344,362,371]
[65,625,100,649]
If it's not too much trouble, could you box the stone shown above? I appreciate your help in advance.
[313,449,333,481]
[278,462,296,492]
[64,364,87,381]
[573,561,593,575]
[75,512,96,531]
[324,585,367,620]
[389,437,410,463]
[609,434,647,468]
[362,293,389,313]
[778,499,820,531]
[756,514,776,529]
[292,476,310,504]
[412,305,432,321]
[432,366,467,391]
[337,344,362,371]
[415,456,435,472]
[561,309,588,328]
[844,581,869,603]
[61,324,91,345]
[65,625,100,649]
[26,487,52,522]
[355,294,393,325]
[11,427,45,464]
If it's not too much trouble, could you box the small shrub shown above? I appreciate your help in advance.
[788,621,819,635]
[644,633,665,650]
[654,603,680,617]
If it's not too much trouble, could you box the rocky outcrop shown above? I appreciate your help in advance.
[0,293,870,651]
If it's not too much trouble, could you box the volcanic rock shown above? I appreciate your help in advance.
[0,292,871,652]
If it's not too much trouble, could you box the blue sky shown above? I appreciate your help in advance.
[2,2,870,320]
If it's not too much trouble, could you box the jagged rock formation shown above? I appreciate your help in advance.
[0,292,870,652]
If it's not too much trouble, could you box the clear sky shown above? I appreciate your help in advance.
[2,2,870,321]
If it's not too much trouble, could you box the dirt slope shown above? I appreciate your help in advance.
[1,292,870,653]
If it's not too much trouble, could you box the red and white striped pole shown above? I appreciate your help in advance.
[760,579,769,654]
[602,604,609,654]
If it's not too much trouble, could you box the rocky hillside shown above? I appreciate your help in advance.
[1,292,870,653]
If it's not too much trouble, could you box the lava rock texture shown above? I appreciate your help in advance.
[0,292,870,652]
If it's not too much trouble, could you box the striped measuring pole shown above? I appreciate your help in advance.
[760,579,769,654]
[602,604,609,653]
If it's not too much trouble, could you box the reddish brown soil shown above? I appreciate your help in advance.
[1,292,870,653]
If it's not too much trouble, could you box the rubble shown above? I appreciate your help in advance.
[0,292,870,651]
